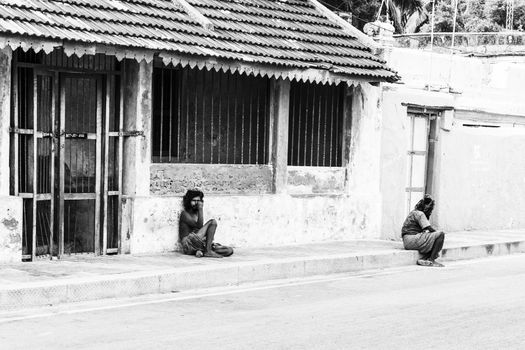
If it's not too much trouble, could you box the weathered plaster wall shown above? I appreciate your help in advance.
[0,47,12,196]
[287,166,345,194]
[382,48,525,237]
[380,87,454,240]
[0,196,22,262]
[433,122,525,231]
[127,193,375,254]
[389,48,525,117]
[347,83,384,237]
[122,59,152,197]
[118,72,385,254]
[150,164,272,195]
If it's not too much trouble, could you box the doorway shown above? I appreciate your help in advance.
[10,49,123,260]
[405,108,439,214]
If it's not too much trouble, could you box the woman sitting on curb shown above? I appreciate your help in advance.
[401,194,445,267]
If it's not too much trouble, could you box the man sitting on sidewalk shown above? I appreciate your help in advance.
[179,189,234,258]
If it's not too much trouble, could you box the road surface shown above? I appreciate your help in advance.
[2,254,525,349]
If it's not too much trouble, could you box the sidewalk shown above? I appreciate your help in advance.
[1,229,524,311]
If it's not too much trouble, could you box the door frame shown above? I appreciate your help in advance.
[405,108,440,214]
[10,49,124,260]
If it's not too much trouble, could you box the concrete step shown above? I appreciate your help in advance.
[0,230,524,312]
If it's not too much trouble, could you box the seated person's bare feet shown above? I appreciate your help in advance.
[195,250,203,258]
[203,250,223,258]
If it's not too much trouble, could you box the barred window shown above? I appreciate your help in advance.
[152,66,270,164]
[288,81,345,167]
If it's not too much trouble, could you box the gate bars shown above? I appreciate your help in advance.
[10,48,123,260]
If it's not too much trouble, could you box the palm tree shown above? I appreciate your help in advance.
[387,0,430,33]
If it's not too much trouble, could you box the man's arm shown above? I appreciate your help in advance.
[179,206,204,230]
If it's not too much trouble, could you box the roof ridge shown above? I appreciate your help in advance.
[175,0,214,31]
[307,0,379,51]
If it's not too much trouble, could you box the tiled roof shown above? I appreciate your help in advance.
[0,0,398,82]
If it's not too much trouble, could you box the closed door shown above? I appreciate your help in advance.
[13,68,122,260]
[58,74,102,255]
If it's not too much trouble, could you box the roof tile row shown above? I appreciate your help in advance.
[0,0,397,81]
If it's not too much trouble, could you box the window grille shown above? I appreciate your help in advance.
[288,81,345,167]
[152,66,270,164]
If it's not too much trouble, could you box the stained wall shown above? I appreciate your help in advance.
[0,196,22,262]
[122,74,384,253]
[381,47,525,238]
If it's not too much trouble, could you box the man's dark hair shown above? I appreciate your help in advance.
[415,194,435,219]
[183,189,204,211]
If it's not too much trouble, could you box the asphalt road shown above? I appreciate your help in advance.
[2,254,525,350]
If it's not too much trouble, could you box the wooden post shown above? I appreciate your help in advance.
[269,78,290,194]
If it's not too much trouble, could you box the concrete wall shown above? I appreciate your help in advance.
[122,76,384,254]
[380,87,454,240]
[127,193,374,254]
[0,196,22,262]
[381,48,525,238]
[0,47,11,196]
[433,122,525,231]
[0,48,21,262]
[389,48,525,116]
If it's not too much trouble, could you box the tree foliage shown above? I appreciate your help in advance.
[321,0,525,33]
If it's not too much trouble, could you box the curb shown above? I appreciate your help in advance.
[1,240,525,311]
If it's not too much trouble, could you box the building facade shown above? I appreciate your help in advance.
[0,0,396,261]
[380,33,525,239]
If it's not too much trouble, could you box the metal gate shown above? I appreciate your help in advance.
[10,50,123,260]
